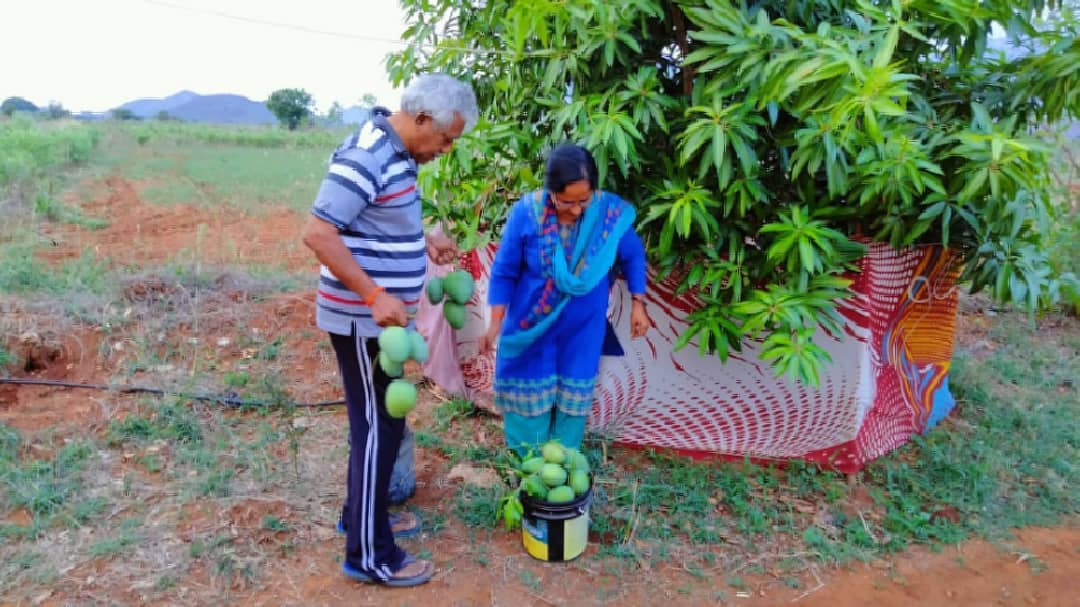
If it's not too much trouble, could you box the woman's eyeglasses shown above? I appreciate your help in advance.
[550,193,593,210]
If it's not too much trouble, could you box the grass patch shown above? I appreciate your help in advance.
[0,243,111,295]
[454,484,502,529]
[433,397,476,432]
[439,310,1078,574]
[261,515,291,532]
[0,424,99,529]
[93,130,332,212]
[0,116,100,187]
[32,193,108,229]
[178,145,328,212]
[873,317,1079,537]
[0,343,15,375]
[117,121,347,150]
[107,399,203,446]
[88,517,142,558]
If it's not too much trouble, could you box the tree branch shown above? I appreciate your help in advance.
[672,3,694,97]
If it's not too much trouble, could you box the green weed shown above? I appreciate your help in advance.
[89,516,143,557]
[433,398,475,432]
[0,116,100,186]
[0,244,110,295]
[0,432,95,524]
[261,515,291,532]
[32,193,107,229]
[0,343,15,374]
[106,400,202,446]
[454,485,502,529]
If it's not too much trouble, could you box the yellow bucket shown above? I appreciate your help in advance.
[520,487,592,562]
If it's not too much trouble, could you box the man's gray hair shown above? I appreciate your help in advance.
[400,73,479,133]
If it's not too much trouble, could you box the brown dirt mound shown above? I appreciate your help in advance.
[0,326,105,433]
[0,293,338,433]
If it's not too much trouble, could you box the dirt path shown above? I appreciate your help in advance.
[799,526,1079,607]
[245,518,1080,606]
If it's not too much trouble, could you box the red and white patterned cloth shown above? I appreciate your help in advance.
[417,243,961,472]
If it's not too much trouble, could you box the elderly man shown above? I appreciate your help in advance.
[302,73,478,587]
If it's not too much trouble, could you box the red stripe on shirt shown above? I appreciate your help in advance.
[317,290,419,306]
[374,184,416,203]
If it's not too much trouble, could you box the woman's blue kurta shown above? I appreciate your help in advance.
[487,192,646,420]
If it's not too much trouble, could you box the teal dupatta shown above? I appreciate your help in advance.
[498,190,636,359]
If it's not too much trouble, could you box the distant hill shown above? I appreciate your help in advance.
[169,94,277,125]
[105,91,373,127]
[120,90,200,118]
[116,91,276,125]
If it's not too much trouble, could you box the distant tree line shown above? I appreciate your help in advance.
[2,96,70,120]
[266,88,378,130]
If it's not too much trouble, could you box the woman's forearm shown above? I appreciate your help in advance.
[488,305,507,333]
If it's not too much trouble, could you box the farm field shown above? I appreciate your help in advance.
[1,119,1077,606]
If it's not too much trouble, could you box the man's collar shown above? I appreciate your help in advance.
[370,106,408,156]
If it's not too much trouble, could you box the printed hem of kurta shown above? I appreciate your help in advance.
[494,375,597,417]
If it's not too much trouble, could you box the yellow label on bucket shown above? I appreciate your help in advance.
[521,507,589,562]
[561,513,588,560]
[522,519,549,560]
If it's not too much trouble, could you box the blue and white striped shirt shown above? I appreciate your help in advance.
[310,107,425,337]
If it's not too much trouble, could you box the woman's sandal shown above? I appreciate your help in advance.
[336,511,422,538]
[342,553,435,587]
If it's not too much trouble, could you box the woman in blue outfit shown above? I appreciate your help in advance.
[479,143,650,453]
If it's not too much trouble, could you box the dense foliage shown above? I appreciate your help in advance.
[387,0,1079,383]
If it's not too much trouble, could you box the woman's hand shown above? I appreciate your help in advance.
[479,305,507,355]
[479,324,500,355]
[630,299,650,338]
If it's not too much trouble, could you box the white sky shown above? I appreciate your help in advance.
[0,0,408,113]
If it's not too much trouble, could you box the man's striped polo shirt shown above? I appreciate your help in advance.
[309,107,425,337]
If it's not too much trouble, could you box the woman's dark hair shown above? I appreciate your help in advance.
[544,143,599,193]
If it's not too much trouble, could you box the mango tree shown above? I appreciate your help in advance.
[387,0,1079,384]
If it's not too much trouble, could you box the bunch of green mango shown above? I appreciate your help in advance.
[376,326,429,418]
[426,269,474,330]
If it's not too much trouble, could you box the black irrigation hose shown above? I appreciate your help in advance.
[0,377,346,408]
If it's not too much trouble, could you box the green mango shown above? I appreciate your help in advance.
[425,276,445,305]
[523,474,548,499]
[540,463,568,487]
[378,326,411,363]
[546,485,576,504]
[565,451,590,473]
[542,441,566,464]
[520,457,546,475]
[443,301,466,330]
[379,351,404,378]
[385,380,417,418]
[569,470,590,496]
[407,330,429,363]
[443,269,475,305]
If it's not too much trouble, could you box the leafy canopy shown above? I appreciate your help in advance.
[387,0,1080,384]
[266,88,314,131]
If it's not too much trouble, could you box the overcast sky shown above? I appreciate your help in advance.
[1,0,408,113]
